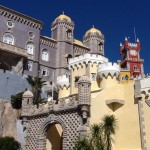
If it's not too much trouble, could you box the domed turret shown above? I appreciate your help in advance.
[54,14,72,23]
[51,12,75,77]
[85,27,102,36]
[22,90,34,117]
[23,90,34,97]
[83,26,105,55]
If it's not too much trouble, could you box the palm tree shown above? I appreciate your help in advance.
[90,124,104,150]
[73,137,92,150]
[26,75,46,107]
[101,115,118,150]
[73,115,118,150]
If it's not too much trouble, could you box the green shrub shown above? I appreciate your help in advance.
[0,136,21,150]
[11,92,23,109]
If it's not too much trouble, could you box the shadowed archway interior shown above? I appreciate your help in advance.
[46,123,63,150]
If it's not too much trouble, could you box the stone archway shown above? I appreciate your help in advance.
[0,62,11,71]
[36,115,68,150]
[46,123,63,150]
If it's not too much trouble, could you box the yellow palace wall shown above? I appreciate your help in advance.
[90,81,141,150]
[57,63,143,150]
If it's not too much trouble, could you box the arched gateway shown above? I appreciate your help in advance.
[21,76,91,150]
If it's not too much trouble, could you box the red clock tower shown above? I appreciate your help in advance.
[120,37,144,79]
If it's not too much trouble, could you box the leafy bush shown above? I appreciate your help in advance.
[0,136,21,150]
[11,92,24,109]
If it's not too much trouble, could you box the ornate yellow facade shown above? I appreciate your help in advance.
[56,52,150,150]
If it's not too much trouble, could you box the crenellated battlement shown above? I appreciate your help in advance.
[128,43,137,47]
[97,62,120,78]
[27,96,77,116]
[68,53,108,69]
[140,77,150,94]
[57,75,70,89]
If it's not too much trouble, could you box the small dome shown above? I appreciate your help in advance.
[85,27,102,36]
[78,75,91,82]
[23,90,33,97]
[74,39,84,46]
[54,14,72,23]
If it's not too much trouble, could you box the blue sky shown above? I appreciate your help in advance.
[1,0,150,73]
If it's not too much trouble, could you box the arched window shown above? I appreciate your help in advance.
[42,68,49,76]
[65,54,72,63]
[42,49,49,61]
[98,42,104,54]
[3,33,14,45]
[66,29,72,40]
[27,61,32,71]
[26,42,34,55]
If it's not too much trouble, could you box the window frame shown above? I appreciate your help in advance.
[3,33,14,45]
[27,61,33,71]
[91,73,97,81]
[41,68,49,76]
[41,49,49,61]
[26,42,34,55]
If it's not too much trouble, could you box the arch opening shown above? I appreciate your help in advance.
[0,63,11,71]
[46,123,63,150]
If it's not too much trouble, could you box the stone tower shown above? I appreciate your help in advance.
[21,90,34,117]
[120,38,144,79]
[51,13,75,77]
[78,75,91,136]
[83,26,105,55]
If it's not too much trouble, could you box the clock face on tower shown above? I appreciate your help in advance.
[130,50,137,56]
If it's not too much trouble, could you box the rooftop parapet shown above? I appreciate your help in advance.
[140,77,150,94]
[68,53,108,69]
[98,62,120,78]
[57,75,70,89]
[26,96,77,116]
[128,43,137,47]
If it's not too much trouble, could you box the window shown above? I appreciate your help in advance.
[65,54,72,63]
[26,42,34,55]
[42,49,49,61]
[3,33,14,45]
[134,66,139,72]
[91,73,96,81]
[66,29,72,40]
[98,42,104,54]
[27,61,32,71]
[122,75,129,81]
[42,68,48,76]
[74,76,80,87]
[125,75,129,80]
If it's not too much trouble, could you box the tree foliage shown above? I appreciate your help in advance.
[0,136,21,150]
[11,92,24,109]
[26,75,46,107]
[73,137,92,150]
[73,115,118,150]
